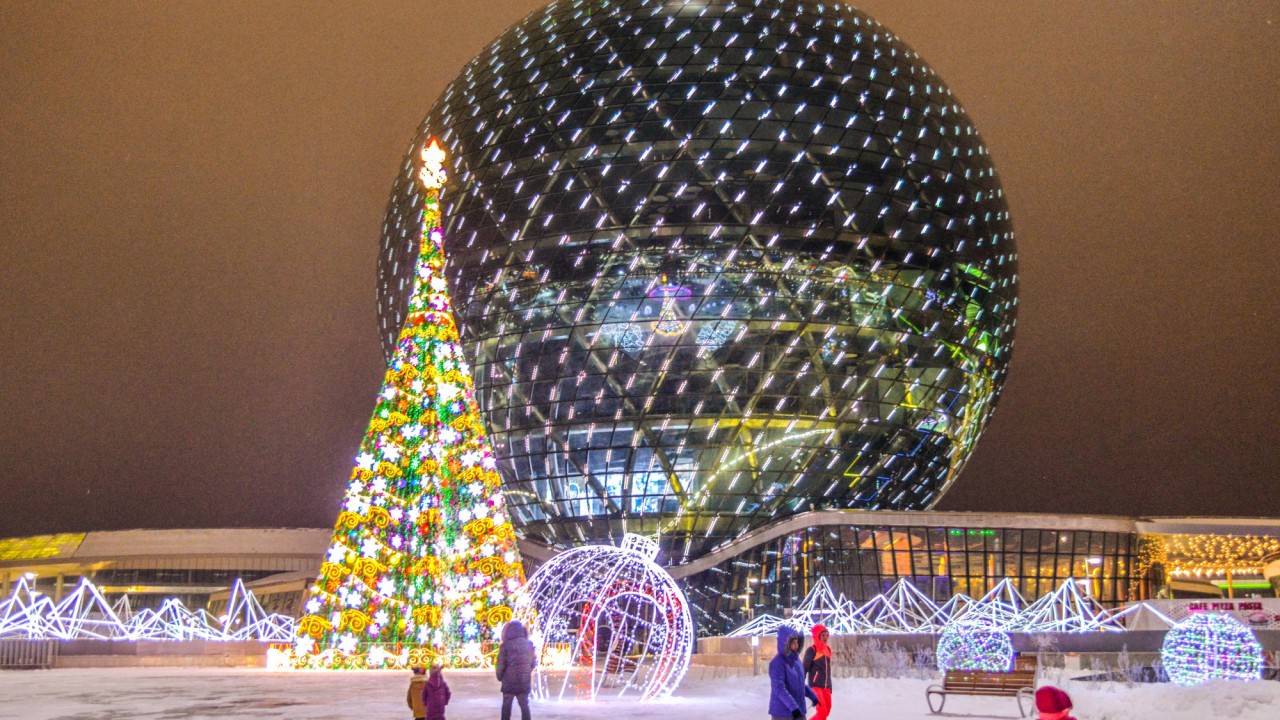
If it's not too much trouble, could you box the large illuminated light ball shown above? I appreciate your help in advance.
[377,0,1018,563]
[936,620,1014,672]
[1161,613,1263,685]
[514,534,693,700]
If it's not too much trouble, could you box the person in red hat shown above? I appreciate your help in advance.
[802,624,833,720]
[1034,685,1076,720]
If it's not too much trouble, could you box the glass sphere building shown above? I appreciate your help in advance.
[377,0,1018,566]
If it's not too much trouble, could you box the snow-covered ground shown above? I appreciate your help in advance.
[1,666,1278,720]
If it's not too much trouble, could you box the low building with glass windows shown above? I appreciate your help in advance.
[672,512,1280,633]
[0,528,329,616]
[3,515,1276,635]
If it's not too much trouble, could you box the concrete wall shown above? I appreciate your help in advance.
[695,630,1280,671]
[50,640,270,669]
[700,630,1280,655]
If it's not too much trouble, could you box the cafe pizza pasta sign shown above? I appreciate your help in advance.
[1155,599,1280,630]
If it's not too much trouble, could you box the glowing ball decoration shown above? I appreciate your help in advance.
[514,534,693,701]
[936,620,1015,672]
[1161,613,1263,685]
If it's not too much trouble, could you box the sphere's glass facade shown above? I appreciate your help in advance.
[377,0,1017,564]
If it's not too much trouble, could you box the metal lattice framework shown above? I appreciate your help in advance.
[960,578,1027,629]
[725,576,1185,637]
[0,577,294,642]
[376,0,1018,564]
[789,576,849,630]
[850,577,943,633]
[514,534,693,700]
[1017,578,1118,633]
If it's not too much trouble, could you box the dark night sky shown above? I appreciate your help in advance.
[1,1,1277,539]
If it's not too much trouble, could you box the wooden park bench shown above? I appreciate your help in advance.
[926,655,1037,717]
[602,652,639,678]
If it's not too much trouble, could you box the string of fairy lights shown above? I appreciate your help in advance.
[1160,534,1280,577]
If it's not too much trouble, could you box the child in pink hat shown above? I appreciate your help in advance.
[1035,686,1076,720]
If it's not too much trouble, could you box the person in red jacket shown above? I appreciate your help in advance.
[802,624,833,720]
[421,664,452,720]
[1035,686,1076,720]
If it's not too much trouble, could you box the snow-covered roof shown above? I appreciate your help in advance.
[0,528,331,570]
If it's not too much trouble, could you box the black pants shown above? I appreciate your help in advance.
[501,692,531,720]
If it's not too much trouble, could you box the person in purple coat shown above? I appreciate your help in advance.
[768,627,818,720]
[421,664,451,720]
[495,620,536,720]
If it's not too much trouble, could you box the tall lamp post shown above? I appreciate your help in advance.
[745,577,761,675]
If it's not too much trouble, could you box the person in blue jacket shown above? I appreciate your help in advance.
[769,626,818,720]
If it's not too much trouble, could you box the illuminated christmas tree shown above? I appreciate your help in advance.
[293,139,525,670]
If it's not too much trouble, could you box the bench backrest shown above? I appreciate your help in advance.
[943,668,1036,694]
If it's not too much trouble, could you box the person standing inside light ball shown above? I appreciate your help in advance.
[495,620,536,720]
[802,625,833,720]
[768,627,818,720]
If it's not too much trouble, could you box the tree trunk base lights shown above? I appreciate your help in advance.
[290,140,526,670]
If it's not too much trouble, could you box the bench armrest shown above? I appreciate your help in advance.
[1015,686,1034,718]
[925,685,946,714]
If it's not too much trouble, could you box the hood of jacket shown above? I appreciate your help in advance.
[811,623,832,657]
[776,626,801,657]
[502,620,529,643]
